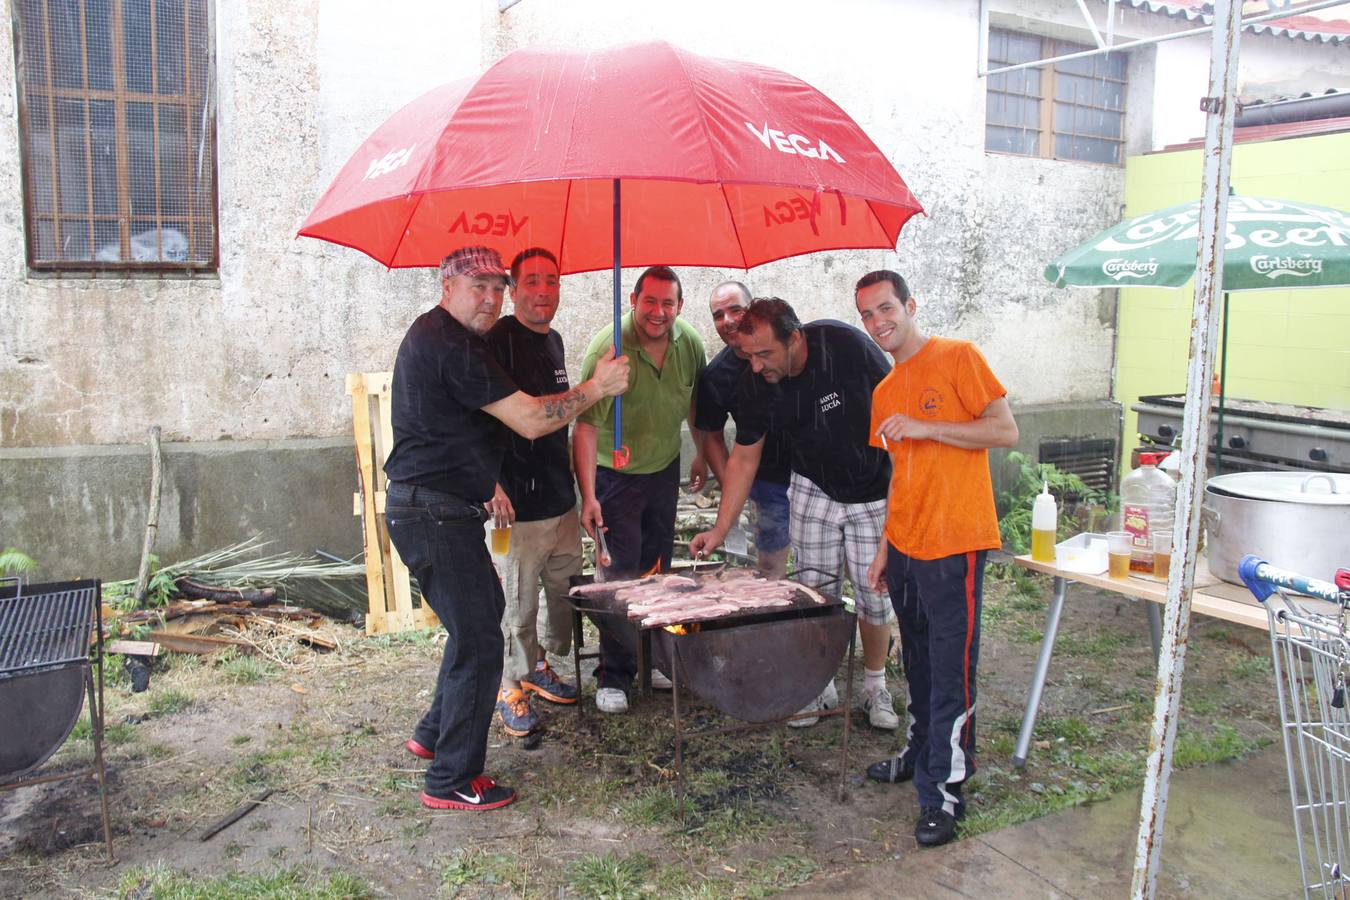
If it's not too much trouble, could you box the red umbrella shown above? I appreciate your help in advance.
[300,41,923,464]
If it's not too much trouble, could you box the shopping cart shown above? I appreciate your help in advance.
[1240,555,1350,900]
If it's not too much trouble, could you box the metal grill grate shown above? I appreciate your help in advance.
[0,581,98,678]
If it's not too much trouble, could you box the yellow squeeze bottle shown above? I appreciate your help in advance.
[1031,481,1058,563]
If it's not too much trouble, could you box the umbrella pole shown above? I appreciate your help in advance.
[611,179,629,470]
[1215,292,1230,475]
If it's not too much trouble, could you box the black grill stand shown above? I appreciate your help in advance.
[567,568,858,819]
[0,579,114,862]
[669,626,856,819]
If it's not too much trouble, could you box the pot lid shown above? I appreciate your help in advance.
[1206,472,1350,505]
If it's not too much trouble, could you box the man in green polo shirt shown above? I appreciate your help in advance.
[574,265,707,714]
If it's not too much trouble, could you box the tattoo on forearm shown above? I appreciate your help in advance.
[542,386,589,420]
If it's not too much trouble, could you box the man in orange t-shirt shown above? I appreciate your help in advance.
[855,270,1020,848]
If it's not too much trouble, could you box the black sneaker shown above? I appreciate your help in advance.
[915,806,959,847]
[421,775,516,811]
[866,755,915,784]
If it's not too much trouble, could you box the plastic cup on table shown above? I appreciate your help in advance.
[1152,530,1173,581]
[1107,531,1133,579]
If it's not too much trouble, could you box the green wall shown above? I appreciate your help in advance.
[1115,131,1350,472]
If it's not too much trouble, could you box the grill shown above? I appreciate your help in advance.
[1133,394,1350,474]
[565,566,857,815]
[0,579,113,860]
[0,583,100,677]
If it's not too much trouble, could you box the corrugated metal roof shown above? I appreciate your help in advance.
[1118,0,1350,44]
[1242,87,1347,108]
[1158,113,1350,151]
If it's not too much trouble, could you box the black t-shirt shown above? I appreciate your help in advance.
[733,320,892,504]
[484,316,576,521]
[695,345,791,485]
[383,307,518,503]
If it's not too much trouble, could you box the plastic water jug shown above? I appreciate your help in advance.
[1120,452,1176,573]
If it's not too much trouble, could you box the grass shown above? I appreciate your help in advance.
[221,745,302,798]
[218,651,275,685]
[361,626,441,651]
[70,719,136,746]
[1,566,1281,900]
[565,852,655,899]
[1057,629,1130,658]
[439,848,530,893]
[112,863,372,898]
[1231,652,1274,679]
[147,687,196,717]
[1173,723,1267,768]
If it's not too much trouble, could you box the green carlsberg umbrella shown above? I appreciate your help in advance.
[1046,196,1350,291]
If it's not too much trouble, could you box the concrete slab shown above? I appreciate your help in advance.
[790,743,1305,899]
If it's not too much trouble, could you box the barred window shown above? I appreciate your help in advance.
[986,29,1127,166]
[14,0,217,272]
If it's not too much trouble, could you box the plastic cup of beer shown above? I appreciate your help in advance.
[490,511,511,556]
[1152,530,1173,581]
[1107,531,1132,579]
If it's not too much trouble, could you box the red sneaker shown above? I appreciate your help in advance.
[420,775,516,811]
[405,738,434,760]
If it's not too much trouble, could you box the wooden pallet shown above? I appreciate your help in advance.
[347,371,441,635]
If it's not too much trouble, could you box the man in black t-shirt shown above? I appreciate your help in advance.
[695,281,791,578]
[383,246,629,812]
[690,298,902,732]
[483,248,584,739]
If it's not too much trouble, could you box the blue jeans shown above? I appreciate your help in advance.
[385,482,504,797]
[747,478,790,553]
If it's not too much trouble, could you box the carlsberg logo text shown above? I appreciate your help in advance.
[1103,259,1159,280]
[1251,255,1323,279]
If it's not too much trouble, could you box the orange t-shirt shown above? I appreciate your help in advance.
[869,336,1006,561]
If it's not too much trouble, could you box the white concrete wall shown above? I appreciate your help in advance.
[2,0,1347,450]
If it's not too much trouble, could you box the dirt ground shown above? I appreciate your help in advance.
[0,567,1281,899]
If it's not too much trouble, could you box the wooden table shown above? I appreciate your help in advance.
[1009,552,1273,767]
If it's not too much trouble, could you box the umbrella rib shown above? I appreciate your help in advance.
[718,186,750,270]
[557,179,575,271]
[668,43,723,183]
[386,191,428,269]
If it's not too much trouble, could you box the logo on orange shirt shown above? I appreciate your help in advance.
[919,388,944,417]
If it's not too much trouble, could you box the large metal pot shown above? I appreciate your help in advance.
[1203,472,1350,585]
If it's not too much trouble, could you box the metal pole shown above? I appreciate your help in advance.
[982,0,1346,77]
[612,179,623,463]
[1215,292,1230,475]
[1013,577,1068,768]
[1130,1,1241,895]
[976,0,990,76]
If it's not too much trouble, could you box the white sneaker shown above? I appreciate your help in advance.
[863,684,900,730]
[595,687,629,714]
[820,679,840,711]
[649,668,673,690]
[788,679,839,729]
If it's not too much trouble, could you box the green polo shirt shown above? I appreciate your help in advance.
[579,313,706,475]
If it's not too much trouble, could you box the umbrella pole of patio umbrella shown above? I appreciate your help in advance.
[611,178,630,470]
